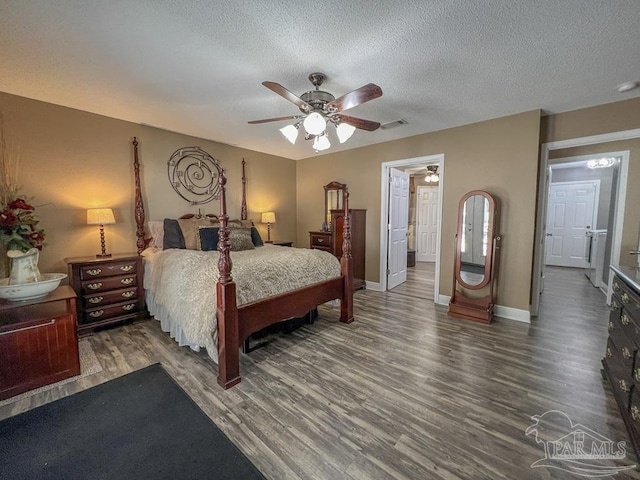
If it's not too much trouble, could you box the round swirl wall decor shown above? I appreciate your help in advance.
[167,146,222,205]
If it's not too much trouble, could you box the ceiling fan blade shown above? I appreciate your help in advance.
[262,81,312,112]
[248,115,300,124]
[336,114,381,131]
[326,83,382,113]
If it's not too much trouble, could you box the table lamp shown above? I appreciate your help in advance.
[87,208,116,257]
[261,211,276,243]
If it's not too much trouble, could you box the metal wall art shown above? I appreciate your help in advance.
[167,146,222,205]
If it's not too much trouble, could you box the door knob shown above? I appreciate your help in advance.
[546,233,553,237]
[631,250,640,255]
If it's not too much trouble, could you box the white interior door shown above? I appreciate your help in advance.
[416,186,439,262]
[388,168,410,289]
[545,181,598,268]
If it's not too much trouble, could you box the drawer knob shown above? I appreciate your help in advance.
[122,304,135,311]
[88,296,104,304]
[606,347,612,358]
[88,310,104,318]
[634,368,640,382]
[622,347,632,359]
[121,278,134,285]
[619,379,629,392]
[87,282,103,290]
[608,321,615,331]
[622,314,630,326]
[317,238,324,243]
[632,406,640,421]
[120,265,134,272]
[611,300,619,310]
[622,293,630,304]
[87,268,101,276]
[613,282,620,292]
[122,291,135,298]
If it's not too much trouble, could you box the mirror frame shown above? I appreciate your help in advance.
[324,181,347,229]
[454,190,497,290]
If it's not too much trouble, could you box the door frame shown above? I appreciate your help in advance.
[531,129,639,316]
[545,179,600,268]
[416,185,439,263]
[380,154,445,299]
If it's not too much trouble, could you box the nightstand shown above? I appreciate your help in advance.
[271,241,293,247]
[65,253,147,335]
[0,286,80,400]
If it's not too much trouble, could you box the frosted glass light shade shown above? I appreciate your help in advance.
[303,112,327,135]
[87,208,115,225]
[336,122,356,143]
[279,124,299,144]
[313,134,331,151]
[261,211,276,224]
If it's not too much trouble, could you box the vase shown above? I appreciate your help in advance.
[8,248,42,285]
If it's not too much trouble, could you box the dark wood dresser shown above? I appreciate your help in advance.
[309,208,366,290]
[65,253,147,335]
[603,265,640,457]
[0,286,80,400]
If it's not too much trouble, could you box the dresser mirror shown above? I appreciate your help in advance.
[449,190,500,323]
[323,181,347,230]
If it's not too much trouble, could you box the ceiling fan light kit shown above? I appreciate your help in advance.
[249,72,383,152]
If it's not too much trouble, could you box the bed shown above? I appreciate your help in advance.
[131,138,355,389]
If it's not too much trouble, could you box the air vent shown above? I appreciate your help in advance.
[380,119,408,130]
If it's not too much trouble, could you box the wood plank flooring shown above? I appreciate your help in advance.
[2,266,638,479]
[389,261,435,300]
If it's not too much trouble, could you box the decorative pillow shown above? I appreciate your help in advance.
[178,217,216,250]
[197,226,219,252]
[229,227,255,251]
[163,219,186,249]
[250,226,264,247]
[147,221,164,249]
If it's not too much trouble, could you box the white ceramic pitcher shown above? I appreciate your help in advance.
[7,248,42,285]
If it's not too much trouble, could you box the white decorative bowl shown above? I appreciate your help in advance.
[0,273,67,302]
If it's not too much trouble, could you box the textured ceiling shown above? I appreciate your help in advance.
[1,1,639,160]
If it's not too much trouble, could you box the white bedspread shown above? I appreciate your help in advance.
[142,245,341,362]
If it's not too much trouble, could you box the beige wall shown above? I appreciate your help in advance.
[549,139,640,268]
[297,110,542,311]
[0,92,296,276]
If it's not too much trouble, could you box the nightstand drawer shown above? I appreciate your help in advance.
[82,275,137,294]
[83,287,138,308]
[80,261,137,280]
[83,300,143,324]
[310,233,332,248]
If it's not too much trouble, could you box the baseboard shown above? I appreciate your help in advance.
[435,295,530,323]
[365,281,382,291]
[494,305,531,323]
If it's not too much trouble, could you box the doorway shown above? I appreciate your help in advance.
[545,180,599,268]
[380,154,444,302]
[531,131,637,316]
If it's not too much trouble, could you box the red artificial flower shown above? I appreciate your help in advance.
[8,198,35,210]
[0,209,18,228]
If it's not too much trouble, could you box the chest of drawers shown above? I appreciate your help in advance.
[603,265,640,457]
[65,253,147,335]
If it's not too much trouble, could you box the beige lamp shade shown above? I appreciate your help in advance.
[87,208,116,225]
[261,211,276,224]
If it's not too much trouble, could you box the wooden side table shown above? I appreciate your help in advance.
[271,241,293,247]
[0,285,80,400]
[65,253,147,335]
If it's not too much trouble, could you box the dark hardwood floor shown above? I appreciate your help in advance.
[1,266,637,479]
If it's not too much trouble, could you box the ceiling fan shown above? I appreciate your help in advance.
[248,72,383,151]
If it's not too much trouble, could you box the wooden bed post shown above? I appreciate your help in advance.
[340,190,355,323]
[133,137,146,254]
[241,158,248,221]
[216,170,242,389]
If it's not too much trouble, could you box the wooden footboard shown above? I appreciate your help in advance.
[131,139,354,390]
